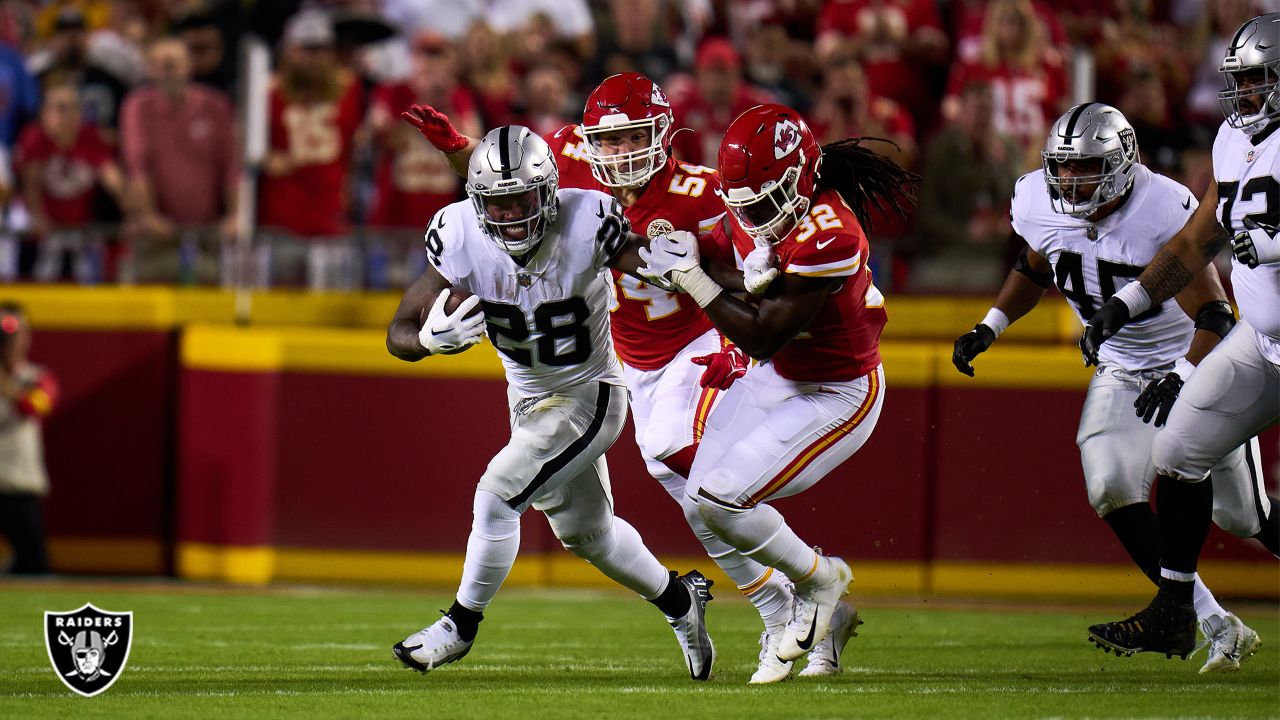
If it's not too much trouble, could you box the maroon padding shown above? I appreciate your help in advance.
[34,330,174,548]
[176,369,279,547]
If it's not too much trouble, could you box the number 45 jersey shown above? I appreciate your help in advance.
[426,187,628,398]
[1011,164,1197,371]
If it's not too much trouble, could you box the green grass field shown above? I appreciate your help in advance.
[0,581,1276,719]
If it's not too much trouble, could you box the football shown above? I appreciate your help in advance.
[442,288,483,320]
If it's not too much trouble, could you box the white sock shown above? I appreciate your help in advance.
[699,501,819,584]
[564,516,670,599]
[455,490,522,611]
[743,569,793,632]
[1192,574,1227,623]
[677,492,779,623]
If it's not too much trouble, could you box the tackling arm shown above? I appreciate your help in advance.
[701,273,839,360]
[401,104,479,177]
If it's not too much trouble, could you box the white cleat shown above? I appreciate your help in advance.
[392,614,474,673]
[798,601,862,677]
[1199,613,1262,674]
[778,555,852,661]
[748,630,793,684]
[666,570,716,680]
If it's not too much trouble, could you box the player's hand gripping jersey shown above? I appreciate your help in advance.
[426,187,629,397]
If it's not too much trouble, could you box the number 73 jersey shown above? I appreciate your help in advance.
[426,188,627,398]
[1011,164,1197,371]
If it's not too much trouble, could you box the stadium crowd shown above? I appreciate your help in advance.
[0,0,1273,291]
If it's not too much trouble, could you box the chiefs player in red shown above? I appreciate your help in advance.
[401,74,799,677]
[640,104,918,682]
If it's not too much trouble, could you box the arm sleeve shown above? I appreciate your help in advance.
[14,369,57,418]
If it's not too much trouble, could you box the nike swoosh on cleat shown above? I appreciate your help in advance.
[796,614,818,650]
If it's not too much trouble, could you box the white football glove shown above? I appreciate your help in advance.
[742,245,779,295]
[418,289,485,355]
[1231,217,1280,269]
[638,230,700,284]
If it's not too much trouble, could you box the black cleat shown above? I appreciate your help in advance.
[1087,592,1196,659]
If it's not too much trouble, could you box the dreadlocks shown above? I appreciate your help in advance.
[816,138,920,232]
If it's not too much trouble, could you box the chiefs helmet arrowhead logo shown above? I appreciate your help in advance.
[774,119,801,159]
[650,85,670,108]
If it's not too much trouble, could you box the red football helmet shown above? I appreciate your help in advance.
[581,73,675,188]
[717,104,822,244]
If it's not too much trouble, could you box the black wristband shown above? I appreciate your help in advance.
[1194,300,1236,339]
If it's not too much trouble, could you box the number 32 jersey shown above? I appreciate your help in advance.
[427,188,628,398]
[1011,164,1196,371]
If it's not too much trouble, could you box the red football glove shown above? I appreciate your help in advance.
[400,104,470,153]
[692,344,748,390]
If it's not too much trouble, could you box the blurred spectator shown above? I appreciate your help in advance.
[518,64,574,137]
[952,0,1067,65]
[912,79,1020,291]
[0,146,14,281]
[0,301,56,575]
[34,1,111,39]
[815,0,949,137]
[943,0,1068,167]
[365,30,479,288]
[594,0,679,83]
[459,20,518,129]
[668,37,774,166]
[171,8,237,96]
[27,8,132,142]
[0,38,39,148]
[379,0,482,40]
[485,0,595,60]
[809,56,915,167]
[1091,2,1189,121]
[14,83,123,283]
[119,36,238,284]
[742,19,811,112]
[1117,65,1191,182]
[258,10,363,290]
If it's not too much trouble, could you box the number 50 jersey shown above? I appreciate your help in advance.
[426,188,628,398]
[1011,164,1197,371]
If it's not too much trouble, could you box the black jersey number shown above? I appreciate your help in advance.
[1054,251,1161,322]
[479,297,592,368]
[1218,176,1279,235]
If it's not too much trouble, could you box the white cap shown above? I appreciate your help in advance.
[283,10,334,48]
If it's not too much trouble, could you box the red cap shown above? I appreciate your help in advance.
[696,37,741,71]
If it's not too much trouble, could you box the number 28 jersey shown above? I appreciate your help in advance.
[1011,164,1196,371]
[545,125,725,370]
[426,188,628,398]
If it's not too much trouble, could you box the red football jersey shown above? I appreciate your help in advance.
[544,124,726,370]
[944,58,1067,148]
[725,188,886,382]
[368,83,477,230]
[259,74,364,237]
[14,122,112,226]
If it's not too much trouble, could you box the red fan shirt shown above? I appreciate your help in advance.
[722,188,886,382]
[14,122,113,226]
[545,124,726,370]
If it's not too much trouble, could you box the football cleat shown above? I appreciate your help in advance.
[392,614,474,673]
[1199,613,1262,674]
[778,554,853,661]
[1087,593,1196,659]
[748,630,793,684]
[798,601,862,677]
[666,570,716,680]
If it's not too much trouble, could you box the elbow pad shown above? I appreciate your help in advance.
[1012,247,1053,288]
[1194,300,1236,339]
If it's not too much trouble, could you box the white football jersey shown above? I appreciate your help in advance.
[427,188,629,397]
[1212,120,1280,354]
[1011,164,1197,371]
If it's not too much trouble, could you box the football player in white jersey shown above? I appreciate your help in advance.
[1081,13,1279,667]
[385,126,716,680]
[952,103,1271,673]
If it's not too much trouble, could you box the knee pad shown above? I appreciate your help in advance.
[696,500,783,552]
[640,419,683,462]
[1210,506,1259,540]
[1152,431,1206,482]
[554,520,611,558]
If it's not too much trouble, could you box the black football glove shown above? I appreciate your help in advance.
[1080,297,1131,367]
[1134,371,1184,427]
[952,323,997,377]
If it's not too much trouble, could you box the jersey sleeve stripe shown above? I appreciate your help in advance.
[786,256,862,277]
[697,213,726,234]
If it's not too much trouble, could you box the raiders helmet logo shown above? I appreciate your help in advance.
[774,119,801,159]
[1118,128,1136,157]
[45,603,133,697]
[647,219,675,239]
[650,85,670,108]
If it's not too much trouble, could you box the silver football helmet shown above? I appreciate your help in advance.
[465,125,560,255]
[1218,13,1280,136]
[1041,103,1140,218]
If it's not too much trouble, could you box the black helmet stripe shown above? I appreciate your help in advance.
[1063,102,1096,139]
[498,126,512,180]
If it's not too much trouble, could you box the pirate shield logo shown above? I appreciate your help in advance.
[45,603,133,697]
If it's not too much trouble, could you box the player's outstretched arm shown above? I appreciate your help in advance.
[953,244,1051,376]
[1082,178,1225,364]
[387,263,453,361]
[401,104,479,178]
